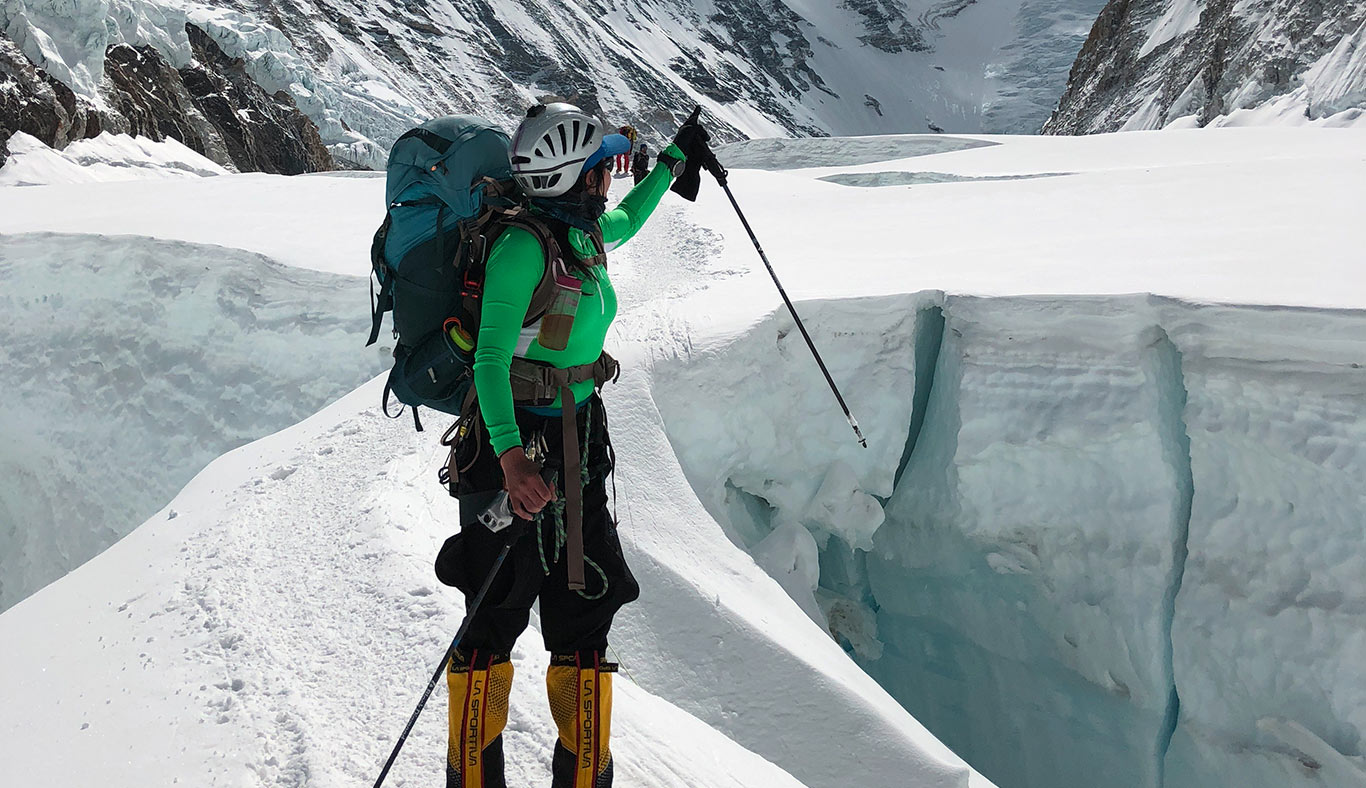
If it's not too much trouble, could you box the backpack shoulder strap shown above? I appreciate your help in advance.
[575,226,607,268]
[496,213,562,326]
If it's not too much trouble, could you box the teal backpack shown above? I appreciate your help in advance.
[367,115,559,431]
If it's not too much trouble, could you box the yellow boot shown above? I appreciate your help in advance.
[546,651,616,788]
[447,650,513,788]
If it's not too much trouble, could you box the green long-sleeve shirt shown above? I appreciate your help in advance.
[470,145,681,456]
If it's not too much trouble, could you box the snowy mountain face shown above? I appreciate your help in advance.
[0,13,333,174]
[1044,0,1366,132]
[3,0,1109,173]
[0,35,99,171]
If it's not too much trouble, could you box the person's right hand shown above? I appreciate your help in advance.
[499,448,555,519]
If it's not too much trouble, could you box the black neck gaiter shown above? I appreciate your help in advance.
[532,192,607,233]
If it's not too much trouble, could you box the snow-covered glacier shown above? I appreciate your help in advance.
[0,144,996,788]
[2,128,1363,787]
[648,129,1366,788]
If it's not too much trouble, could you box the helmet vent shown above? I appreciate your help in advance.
[541,133,556,155]
[572,120,582,147]
[558,124,569,152]
[548,173,561,190]
[585,123,596,143]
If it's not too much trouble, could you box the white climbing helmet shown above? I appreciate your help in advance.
[509,102,604,197]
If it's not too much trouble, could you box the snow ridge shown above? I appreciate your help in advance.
[0,130,228,185]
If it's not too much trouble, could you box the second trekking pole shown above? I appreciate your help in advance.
[699,144,868,449]
[370,540,512,788]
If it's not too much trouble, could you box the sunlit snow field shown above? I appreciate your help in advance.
[2,128,1364,788]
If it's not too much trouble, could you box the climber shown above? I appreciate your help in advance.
[631,144,650,185]
[437,102,710,788]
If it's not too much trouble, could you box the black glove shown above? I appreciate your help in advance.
[671,118,711,162]
[669,107,712,202]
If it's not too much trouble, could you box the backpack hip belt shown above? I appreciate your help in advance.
[507,351,619,404]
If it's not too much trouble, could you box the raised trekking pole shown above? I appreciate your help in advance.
[690,118,867,449]
[370,541,512,788]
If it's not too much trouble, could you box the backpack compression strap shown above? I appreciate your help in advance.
[367,213,395,347]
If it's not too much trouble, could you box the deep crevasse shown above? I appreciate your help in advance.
[1148,327,1192,788]
[652,293,1366,788]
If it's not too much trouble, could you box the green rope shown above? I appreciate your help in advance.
[532,405,608,600]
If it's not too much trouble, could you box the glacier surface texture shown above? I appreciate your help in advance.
[653,294,1366,788]
[0,232,389,611]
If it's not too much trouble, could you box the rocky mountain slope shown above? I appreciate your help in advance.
[1,16,332,174]
[4,0,1109,171]
[0,36,102,170]
[1044,0,1366,133]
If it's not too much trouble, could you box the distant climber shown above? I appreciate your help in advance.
[615,124,636,175]
[631,144,650,184]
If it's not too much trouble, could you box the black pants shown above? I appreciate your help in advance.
[435,395,639,654]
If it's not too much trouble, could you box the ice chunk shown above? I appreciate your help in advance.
[1164,304,1366,787]
[751,523,823,623]
[802,461,884,550]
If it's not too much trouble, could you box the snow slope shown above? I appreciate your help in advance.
[3,128,1364,788]
[0,383,816,788]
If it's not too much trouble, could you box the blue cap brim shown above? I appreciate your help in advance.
[583,133,632,172]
